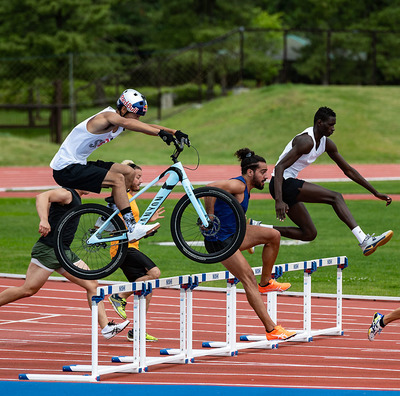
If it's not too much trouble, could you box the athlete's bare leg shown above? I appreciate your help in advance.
[239,225,280,286]
[63,261,109,328]
[118,267,161,312]
[274,201,317,241]
[0,262,50,305]
[221,251,276,332]
[274,181,358,241]
[383,307,400,326]
[101,164,135,210]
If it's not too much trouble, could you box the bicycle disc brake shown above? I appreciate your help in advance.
[197,216,221,237]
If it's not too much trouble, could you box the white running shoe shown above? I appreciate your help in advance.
[127,223,160,242]
[101,320,130,340]
[359,230,393,256]
[95,217,116,232]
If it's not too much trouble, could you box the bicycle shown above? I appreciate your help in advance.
[54,140,247,280]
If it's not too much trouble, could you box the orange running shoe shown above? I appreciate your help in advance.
[258,279,291,293]
[266,325,296,341]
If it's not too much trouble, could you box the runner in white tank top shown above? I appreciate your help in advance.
[266,106,393,256]
[271,127,326,180]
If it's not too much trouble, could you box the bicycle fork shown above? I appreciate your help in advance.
[138,165,209,228]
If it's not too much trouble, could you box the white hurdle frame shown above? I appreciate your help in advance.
[19,256,347,382]
[19,275,191,382]
[240,256,347,344]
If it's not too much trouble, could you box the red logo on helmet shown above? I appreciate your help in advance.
[120,94,135,112]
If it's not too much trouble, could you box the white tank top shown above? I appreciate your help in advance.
[50,107,124,170]
[272,127,326,179]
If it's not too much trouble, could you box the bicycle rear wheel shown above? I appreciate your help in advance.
[55,203,128,280]
[171,187,246,264]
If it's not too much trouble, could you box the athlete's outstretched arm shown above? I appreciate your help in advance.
[326,139,392,206]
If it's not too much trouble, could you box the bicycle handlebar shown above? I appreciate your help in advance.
[171,137,189,162]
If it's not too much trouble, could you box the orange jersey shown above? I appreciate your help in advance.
[127,192,140,250]
[110,192,140,258]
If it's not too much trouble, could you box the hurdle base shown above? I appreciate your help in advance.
[191,346,237,358]
[19,373,99,382]
[63,363,143,374]
[160,346,236,359]
[240,334,302,345]
[202,340,277,350]
[113,353,188,366]
[308,327,344,337]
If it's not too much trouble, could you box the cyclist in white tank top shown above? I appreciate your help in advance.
[50,89,190,243]
[50,107,125,170]
[267,106,393,256]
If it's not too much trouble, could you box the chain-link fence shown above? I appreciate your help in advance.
[1,27,399,142]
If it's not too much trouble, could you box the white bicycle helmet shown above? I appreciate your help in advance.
[117,89,147,116]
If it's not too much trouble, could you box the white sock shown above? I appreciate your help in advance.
[352,226,366,244]
[260,224,273,228]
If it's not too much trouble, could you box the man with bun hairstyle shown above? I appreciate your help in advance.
[206,148,295,341]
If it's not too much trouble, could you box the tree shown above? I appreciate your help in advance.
[0,0,129,104]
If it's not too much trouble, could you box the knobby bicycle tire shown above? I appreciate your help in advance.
[170,187,246,264]
[55,203,128,280]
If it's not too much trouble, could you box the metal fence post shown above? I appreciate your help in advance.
[197,46,203,103]
[324,30,331,85]
[50,80,63,144]
[239,27,244,86]
[69,53,76,127]
[371,32,377,85]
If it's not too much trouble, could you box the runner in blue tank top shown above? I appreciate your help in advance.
[207,175,249,242]
[206,148,296,341]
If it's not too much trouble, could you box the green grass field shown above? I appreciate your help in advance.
[0,84,399,297]
[0,181,398,297]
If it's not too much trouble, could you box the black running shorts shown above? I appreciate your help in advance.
[269,176,305,207]
[204,234,235,255]
[53,160,114,193]
[119,247,158,282]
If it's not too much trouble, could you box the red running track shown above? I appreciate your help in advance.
[0,164,399,200]
[0,276,400,390]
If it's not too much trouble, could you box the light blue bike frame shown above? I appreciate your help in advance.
[87,161,209,245]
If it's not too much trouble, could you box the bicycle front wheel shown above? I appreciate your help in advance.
[171,187,246,264]
[55,203,128,280]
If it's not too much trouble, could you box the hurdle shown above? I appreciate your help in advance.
[160,269,279,361]
[19,256,347,382]
[19,275,192,382]
[239,255,347,344]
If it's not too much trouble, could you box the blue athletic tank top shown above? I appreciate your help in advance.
[206,176,249,242]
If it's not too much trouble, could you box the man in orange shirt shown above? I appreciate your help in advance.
[108,160,163,342]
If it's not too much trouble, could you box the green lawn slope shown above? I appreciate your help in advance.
[1,84,400,166]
